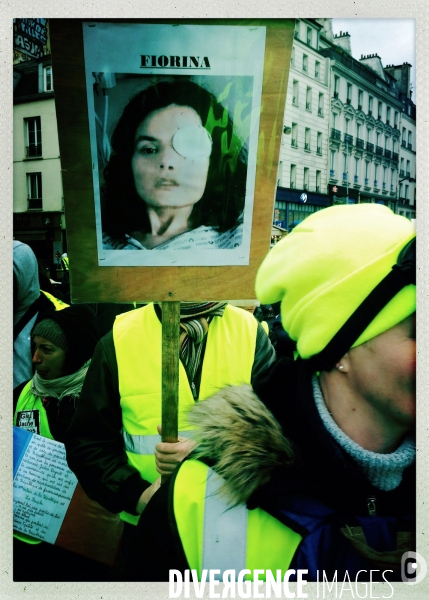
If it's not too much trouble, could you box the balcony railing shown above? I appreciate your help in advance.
[28,197,43,210]
[26,144,42,158]
[306,102,311,110]
[290,182,295,189]
[318,107,323,116]
[333,91,339,99]
[330,169,335,178]
[331,128,341,141]
[375,146,383,156]
[401,140,407,147]
[305,143,310,151]
[392,152,399,162]
[365,178,369,186]
[344,133,353,145]
[384,149,391,159]
[400,169,405,176]
[356,138,364,149]
[408,143,412,150]
[366,142,374,153]
[354,175,359,183]
[292,96,298,105]
[342,173,348,182]
[291,139,298,148]
[374,180,378,187]
[316,146,322,155]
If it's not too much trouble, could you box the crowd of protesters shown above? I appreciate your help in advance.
[13,204,416,583]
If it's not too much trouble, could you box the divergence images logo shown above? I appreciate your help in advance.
[401,551,427,585]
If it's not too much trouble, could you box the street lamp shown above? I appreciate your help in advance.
[399,176,416,184]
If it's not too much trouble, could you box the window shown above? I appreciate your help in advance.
[290,164,296,189]
[368,96,373,114]
[291,122,298,147]
[318,92,324,116]
[407,131,412,150]
[386,107,391,124]
[316,170,321,192]
[303,167,309,190]
[306,87,312,111]
[358,89,363,109]
[27,172,42,210]
[25,117,42,158]
[394,111,399,128]
[346,83,352,104]
[277,161,283,186]
[378,101,383,120]
[365,161,370,184]
[334,75,340,97]
[402,127,406,146]
[44,66,53,92]
[354,158,360,182]
[302,54,308,72]
[315,60,320,78]
[343,152,348,180]
[317,132,322,155]
[390,168,395,191]
[404,185,409,199]
[406,160,411,177]
[330,150,336,175]
[305,128,311,151]
[356,123,361,139]
[307,27,312,46]
[292,80,299,105]
[291,47,295,66]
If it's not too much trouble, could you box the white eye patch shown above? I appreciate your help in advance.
[172,125,212,160]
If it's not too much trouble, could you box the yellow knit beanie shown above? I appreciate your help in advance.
[255,204,416,360]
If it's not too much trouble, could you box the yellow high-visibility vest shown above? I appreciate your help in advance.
[174,460,302,579]
[113,303,258,523]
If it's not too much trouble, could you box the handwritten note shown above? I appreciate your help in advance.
[13,426,78,544]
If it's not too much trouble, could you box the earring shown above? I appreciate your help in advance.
[337,364,344,371]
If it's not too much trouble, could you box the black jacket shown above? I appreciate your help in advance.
[135,357,415,581]
[65,318,276,516]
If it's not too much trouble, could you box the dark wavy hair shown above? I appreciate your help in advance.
[101,78,248,239]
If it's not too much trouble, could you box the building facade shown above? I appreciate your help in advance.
[275,18,416,231]
[13,20,66,276]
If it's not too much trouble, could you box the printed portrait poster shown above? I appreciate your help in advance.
[82,22,266,267]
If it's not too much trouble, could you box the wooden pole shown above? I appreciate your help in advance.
[161,301,181,447]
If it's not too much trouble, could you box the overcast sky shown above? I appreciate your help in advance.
[331,19,416,98]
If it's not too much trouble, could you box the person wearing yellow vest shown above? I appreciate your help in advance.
[61,252,70,282]
[135,205,416,582]
[65,301,276,578]
[13,304,115,581]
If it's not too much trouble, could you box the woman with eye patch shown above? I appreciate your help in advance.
[101,79,247,250]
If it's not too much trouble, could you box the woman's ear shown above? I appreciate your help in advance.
[336,352,350,373]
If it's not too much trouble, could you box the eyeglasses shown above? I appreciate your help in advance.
[309,237,416,372]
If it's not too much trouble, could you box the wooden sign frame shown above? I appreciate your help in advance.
[50,19,294,303]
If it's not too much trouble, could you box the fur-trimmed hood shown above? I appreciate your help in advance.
[187,385,295,505]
